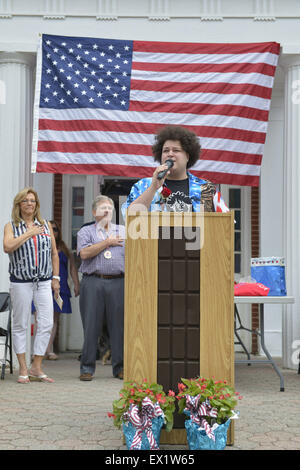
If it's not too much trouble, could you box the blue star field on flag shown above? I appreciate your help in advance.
[40,34,133,110]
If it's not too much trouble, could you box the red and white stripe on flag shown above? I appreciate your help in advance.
[32,35,280,186]
[213,191,230,213]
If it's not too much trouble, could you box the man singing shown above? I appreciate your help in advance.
[122,125,219,214]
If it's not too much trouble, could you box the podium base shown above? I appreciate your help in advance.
[160,429,187,445]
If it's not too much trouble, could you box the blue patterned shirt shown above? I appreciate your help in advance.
[121,172,213,216]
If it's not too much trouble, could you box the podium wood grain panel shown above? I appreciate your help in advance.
[200,213,234,380]
[200,213,235,444]
[124,214,158,383]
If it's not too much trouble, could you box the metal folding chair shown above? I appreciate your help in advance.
[0,292,13,379]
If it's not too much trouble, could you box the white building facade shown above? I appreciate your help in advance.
[0,0,299,369]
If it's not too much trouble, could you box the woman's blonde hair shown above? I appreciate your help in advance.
[12,187,44,226]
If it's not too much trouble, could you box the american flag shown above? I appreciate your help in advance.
[32,34,280,186]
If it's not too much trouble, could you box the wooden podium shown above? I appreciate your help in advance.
[124,212,234,445]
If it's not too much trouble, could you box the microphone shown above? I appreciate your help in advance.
[157,159,174,180]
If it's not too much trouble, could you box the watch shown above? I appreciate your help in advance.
[52,275,60,281]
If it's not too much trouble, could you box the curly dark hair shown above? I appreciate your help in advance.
[152,126,201,169]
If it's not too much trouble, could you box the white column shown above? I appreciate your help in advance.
[282,56,300,369]
[0,52,35,367]
[0,52,35,290]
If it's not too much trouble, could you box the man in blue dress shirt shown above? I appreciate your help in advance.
[77,195,125,381]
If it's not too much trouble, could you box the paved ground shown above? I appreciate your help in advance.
[0,352,299,451]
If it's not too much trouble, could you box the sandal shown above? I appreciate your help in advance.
[17,375,30,384]
[29,372,55,383]
[46,353,58,361]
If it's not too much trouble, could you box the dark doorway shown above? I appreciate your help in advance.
[101,178,138,224]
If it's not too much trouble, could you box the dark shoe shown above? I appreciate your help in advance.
[79,373,93,381]
[116,369,123,380]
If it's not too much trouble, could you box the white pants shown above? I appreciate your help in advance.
[10,280,53,356]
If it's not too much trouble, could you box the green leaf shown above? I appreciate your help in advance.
[181,378,191,387]
[178,398,186,414]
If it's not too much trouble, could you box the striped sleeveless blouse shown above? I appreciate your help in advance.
[9,219,53,282]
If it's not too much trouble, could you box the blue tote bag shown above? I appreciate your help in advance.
[251,257,286,296]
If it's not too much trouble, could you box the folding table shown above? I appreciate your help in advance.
[234,296,295,391]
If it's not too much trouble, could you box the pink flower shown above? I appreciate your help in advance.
[178,383,186,392]
[168,390,175,397]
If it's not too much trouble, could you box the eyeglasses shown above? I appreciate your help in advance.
[20,199,36,204]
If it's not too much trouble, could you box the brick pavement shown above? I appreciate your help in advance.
[0,352,300,450]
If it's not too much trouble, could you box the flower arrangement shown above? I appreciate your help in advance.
[177,377,242,446]
[108,379,176,433]
[177,376,242,424]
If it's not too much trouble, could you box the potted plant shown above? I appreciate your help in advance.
[177,377,242,450]
[108,379,176,450]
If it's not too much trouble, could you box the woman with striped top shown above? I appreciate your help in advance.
[3,187,59,384]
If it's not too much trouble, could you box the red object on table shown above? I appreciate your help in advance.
[234,282,270,296]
